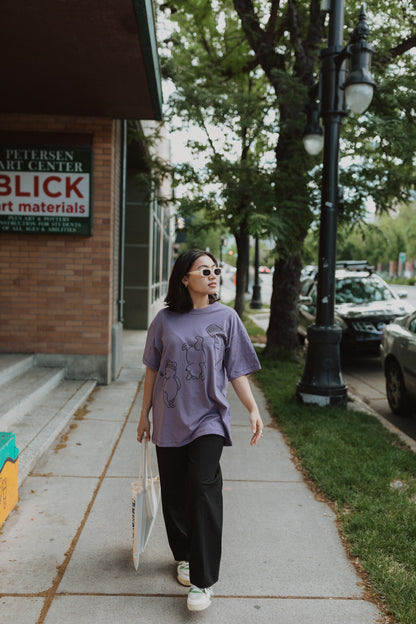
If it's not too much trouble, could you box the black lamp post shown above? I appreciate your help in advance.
[297,1,376,406]
[219,236,227,296]
[250,237,263,309]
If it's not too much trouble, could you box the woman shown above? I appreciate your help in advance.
[137,248,263,612]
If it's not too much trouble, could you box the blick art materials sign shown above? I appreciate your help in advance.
[0,145,92,235]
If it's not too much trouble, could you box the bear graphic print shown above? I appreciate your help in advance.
[161,360,181,408]
[182,335,207,381]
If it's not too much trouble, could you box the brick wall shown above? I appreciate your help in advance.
[0,114,118,365]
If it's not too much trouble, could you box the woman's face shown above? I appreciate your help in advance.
[182,254,219,302]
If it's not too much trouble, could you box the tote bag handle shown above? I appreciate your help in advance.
[139,439,153,487]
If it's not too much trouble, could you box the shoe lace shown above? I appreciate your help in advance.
[190,585,212,597]
[178,561,189,571]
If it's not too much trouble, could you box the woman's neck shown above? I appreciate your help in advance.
[190,294,210,309]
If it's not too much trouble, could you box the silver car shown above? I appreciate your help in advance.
[381,311,416,416]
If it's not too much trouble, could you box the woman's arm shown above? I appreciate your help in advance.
[137,366,158,443]
[230,375,264,446]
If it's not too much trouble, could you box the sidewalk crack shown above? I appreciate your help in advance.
[34,379,143,624]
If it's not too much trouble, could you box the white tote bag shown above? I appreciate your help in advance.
[131,440,160,570]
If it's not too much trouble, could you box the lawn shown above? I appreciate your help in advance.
[245,314,416,624]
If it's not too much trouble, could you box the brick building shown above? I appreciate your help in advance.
[0,1,171,383]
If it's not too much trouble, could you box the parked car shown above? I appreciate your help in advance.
[380,311,416,416]
[298,261,414,354]
[300,264,316,279]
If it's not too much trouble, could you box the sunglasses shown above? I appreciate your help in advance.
[188,266,222,278]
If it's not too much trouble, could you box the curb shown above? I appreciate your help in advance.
[18,379,97,486]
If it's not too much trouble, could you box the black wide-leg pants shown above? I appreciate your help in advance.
[156,434,224,589]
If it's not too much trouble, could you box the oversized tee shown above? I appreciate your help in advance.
[143,301,261,447]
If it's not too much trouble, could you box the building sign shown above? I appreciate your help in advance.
[0,145,92,235]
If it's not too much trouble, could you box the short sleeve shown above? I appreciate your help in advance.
[142,314,162,371]
[223,312,261,380]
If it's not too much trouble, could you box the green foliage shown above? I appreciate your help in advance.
[158,0,416,345]
[158,0,416,228]
[303,201,416,268]
[338,0,416,220]
[175,207,225,256]
[335,202,416,265]
[159,0,315,250]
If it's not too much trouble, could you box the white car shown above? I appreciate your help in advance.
[381,310,416,416]
[299,264,413,354]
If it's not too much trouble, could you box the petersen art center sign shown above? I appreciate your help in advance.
[0,145,92,235]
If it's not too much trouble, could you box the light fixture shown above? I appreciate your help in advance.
[302,101,324,155]
[343,5,376,115]
[344,81,374,115]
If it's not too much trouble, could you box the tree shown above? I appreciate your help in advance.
[159,1,285,316]
[335,202,416,269]
[175,207,225,256]
[158,0,416,352]
[232,0,416,355]
[232,0,325,354]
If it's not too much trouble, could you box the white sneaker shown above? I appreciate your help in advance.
[177,561,191,586]
[187,585,213,611]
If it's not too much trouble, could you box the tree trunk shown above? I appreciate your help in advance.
[265,120,310,353]
[264,254,303,356]
[232,0,323,352]
[234,224,250,318]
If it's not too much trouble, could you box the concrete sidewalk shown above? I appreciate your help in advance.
[0,330,382,623]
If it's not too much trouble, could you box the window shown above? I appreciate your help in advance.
[335,275,394,305]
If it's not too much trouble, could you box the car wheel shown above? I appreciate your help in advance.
[385,359,411,417]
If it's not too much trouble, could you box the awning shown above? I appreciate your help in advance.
[1,0,163,120]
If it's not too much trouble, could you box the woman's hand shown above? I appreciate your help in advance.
[137,414,150,444]
[249,410,264,446]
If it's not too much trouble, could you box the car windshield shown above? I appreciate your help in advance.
[335,275,395,304]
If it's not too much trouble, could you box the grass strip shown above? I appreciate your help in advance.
[253,353,416,624]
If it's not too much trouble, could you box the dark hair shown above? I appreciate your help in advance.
[164,248,220,313]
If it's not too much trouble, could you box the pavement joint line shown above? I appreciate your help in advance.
[71,419,135,426]
[0,591,367,601]
[45,593,367,601]
[27,475,304,483]
[34,378,144,624]
[30,474,108,479]
[223,478,303,483]
[28,475,304,484]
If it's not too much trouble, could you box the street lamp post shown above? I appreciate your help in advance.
[219,236,228,297]
[250,237,263,309]
[297,1,375,406]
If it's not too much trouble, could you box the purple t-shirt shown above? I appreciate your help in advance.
[142,301,261,447]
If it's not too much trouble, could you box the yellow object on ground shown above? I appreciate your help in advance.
[0,432,19,525]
